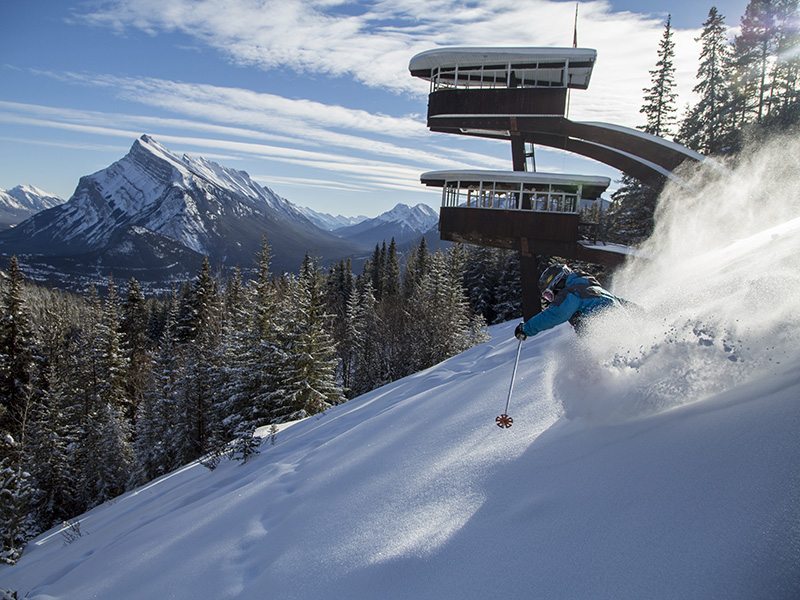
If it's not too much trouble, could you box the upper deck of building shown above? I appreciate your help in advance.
[409,47,597,91]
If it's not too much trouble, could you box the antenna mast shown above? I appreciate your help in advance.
[566,3,578,119]
[573,2,579,48]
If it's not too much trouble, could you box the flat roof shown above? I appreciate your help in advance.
[421,169,610,189]
[409,47,597,89]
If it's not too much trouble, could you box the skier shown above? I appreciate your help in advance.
[514,263,626,340]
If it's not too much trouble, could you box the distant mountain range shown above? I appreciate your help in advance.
[0,185,64,229]
[333,203,438,248]
[0,136,440,291]
[296,207,368,231]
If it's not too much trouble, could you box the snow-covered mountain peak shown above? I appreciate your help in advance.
[330,202,439,247]
[378,203,438,228]
[129,136,287,213]
[1,185,63,211]
[0,135,361,278]
[0,184,64,228]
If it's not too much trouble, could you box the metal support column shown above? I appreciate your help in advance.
[519,237,540,321]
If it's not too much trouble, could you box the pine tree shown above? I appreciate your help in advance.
[0,257,35,446]
[212,267,254,446]
[462,246,498,323]
[76,279,134,504]
[491,250,522,323]
[346,278,384,397]
[767,0,800,119]
[269,257,343,422]
[240,239,283,428]
[608,16,677,243]
[641,15,679,138]
[607,175,660,244]
[98,277,131,416]
[174,258,222,462]
[134,289,181,481]
[383,239,401,301]
[121,278,152,424]
[25,363,79,528]
[407,250,477,371]
[0,437,35,565]
[380,239,403,381]
[403,237,430,299]
[679,7,736,154]
[253,237,277,340]
[732,0,777,124]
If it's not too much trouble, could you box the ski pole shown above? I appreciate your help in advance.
[496,338,523,428]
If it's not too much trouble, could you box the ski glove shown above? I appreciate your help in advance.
[514,323,527,341]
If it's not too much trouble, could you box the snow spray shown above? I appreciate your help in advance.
[556,134,800,422]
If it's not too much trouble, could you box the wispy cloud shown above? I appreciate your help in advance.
[0,98,474,195]
[12,70,499,169]
[75,0,703,127]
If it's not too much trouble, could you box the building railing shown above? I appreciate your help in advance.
[441,180,580,214]
[430,62,568,93]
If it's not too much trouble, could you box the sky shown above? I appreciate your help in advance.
[2,120,799,596]
[0,0,750,217]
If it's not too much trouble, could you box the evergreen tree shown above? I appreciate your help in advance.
[491,250,523,323]
[212,267,254,447]
[346,278,384,397]
[0,257,35,445]
[269,257,343,422]
[462,246,498,323]
[679,7,736,154]
[608,16,677,243]
[25,363,79,528]
[0,437,35,565]
[253,237,277,340]
[98,277,130,416]
[607,175,660,244]
[121,278,152,423]
[407,250,476,371]
[383,239,401,301]
[134,289,181,481]
[380,239,403,381]
[767,0,800,118]
[241,239,282,427]
[75,279,134,504]
[641,15,679,138]
[732,0,777,124]
[175,258,222,462]
[402,237,430,299]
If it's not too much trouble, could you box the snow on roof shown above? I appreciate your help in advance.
[421,169,610,189]
[409,47,597,88]
[578,240,642,257]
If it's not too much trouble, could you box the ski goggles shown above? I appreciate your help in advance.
[541,287,556,304]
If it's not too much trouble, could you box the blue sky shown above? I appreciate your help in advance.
[1,0,749,217]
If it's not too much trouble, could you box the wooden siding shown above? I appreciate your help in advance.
[439,207,627,267]
[428,88,568,120]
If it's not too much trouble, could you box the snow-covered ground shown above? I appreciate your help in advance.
[2,137,800,599]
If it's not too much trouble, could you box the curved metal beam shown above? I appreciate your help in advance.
[428,115,705,184]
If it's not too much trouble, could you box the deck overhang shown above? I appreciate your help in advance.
[439,207,626,267]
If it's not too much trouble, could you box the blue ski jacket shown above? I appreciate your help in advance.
[521,272,621,338]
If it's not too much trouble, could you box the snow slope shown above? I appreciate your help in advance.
[2,137,800,599]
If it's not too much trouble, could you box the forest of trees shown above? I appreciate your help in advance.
[0,239,521,564]
[608,0,800,244]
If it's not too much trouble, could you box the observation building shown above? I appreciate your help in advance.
[409,47,704,319]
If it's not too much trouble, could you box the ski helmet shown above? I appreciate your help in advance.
[538,264,571,301]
